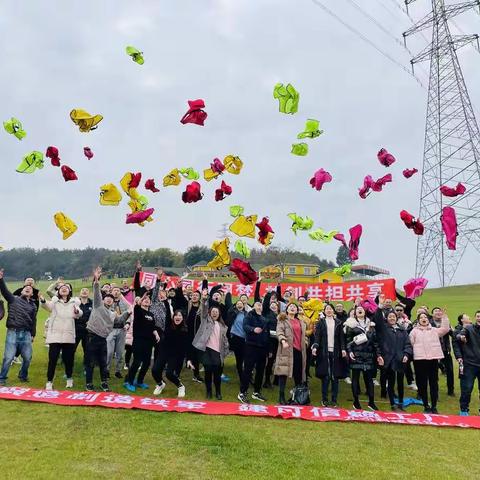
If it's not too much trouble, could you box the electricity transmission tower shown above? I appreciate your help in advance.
[404,0,480,286]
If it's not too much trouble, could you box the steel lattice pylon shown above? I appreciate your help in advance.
[404,0,480,286]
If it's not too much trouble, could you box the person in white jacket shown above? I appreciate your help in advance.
[39,284,81,390]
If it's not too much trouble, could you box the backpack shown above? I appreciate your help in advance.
[289,383,311,405]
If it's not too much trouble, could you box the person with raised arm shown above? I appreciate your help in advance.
[75,287,92,370]
[85,267,132,392]
[274,305,308,405]
[374,295,413,411]
[0,269,37,385]
[409,307,450,413]
[456,311,480,415]
[124,292,159,392]
[39,282,81,390]
[192,289,229,399]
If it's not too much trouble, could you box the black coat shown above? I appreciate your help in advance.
[458,324,480,368]
[452,323,465,360]
[374,309,413,372]
[243,310,269,348]
[344,318,380,371]
[312,317,348,379]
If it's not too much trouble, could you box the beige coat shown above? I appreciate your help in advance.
[42,296,81,344]
[274,316,307,382]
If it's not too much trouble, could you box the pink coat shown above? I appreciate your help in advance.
[409,316,450,360]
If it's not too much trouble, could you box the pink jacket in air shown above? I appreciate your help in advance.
[409,316,450,360]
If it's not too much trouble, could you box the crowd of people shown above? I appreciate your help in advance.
[0,264,479,416]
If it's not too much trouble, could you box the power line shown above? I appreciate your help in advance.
[310,0,426,88]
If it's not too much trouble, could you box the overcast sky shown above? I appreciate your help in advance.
[1,0,480,287]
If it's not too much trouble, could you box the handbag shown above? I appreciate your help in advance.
[289,382,311,405]
[353,333,368,345]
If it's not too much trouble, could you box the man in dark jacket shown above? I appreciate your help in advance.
[0,270,37,384]
[76,287,93,368]
[238,302,269,403]
[432,306,455,396]
[13,277,40,310]
[457,311,480,415]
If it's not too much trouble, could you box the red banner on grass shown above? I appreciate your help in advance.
[0,387,477,429]
[140,272,397,302]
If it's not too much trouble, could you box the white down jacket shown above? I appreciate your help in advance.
[42,296,81,344]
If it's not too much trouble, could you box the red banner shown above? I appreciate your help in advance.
[0,386,477,429]
[168,278,397,302]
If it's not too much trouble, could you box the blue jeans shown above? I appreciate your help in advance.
[459,364,480,412]
[0,329,33,382]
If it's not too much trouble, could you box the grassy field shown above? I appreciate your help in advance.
[0,279,479,480]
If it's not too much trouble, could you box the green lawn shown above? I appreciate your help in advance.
[0,280,479,479]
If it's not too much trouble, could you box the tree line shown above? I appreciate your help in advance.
[0,246,336,280]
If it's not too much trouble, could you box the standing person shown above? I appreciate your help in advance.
[85,267,131,392]
[39,284,81,390]
[456,311,480,415]
[409,310,450,413]
[75,287,92,370]
[312,304,348,407]
[263,297,280,389]
[374,296,413,411]
[395,289,416,319]
[274,305,307,405]
[133,261,154,298]
[120,279,132,296]
[344,305,380,410]
[151,310,189,397]
[106,287,130,378]
[149,272,171,362]
[238,301,270,403]
[192,290,229,399]
[13,277,40,309]
[0,270,37,385]
[124,318,134,371]
[431,306,455,397]
[394,303,417,390]
[174,274,207,383]
[226,299,247,382]
[334,303,348,323]
[124,294,159,392]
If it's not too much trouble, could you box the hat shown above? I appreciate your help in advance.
[126,208,155,226]
[229,258,258,285]
[229,215,258,238]
[3,117,26,140]
[291,143,308,156]
[61,165,78,182]
[54,212,78,240]
[256,217,274,246]
[273,83,299,114]
[310,168,332,191]
[377,148,396,167]
[125,45,144,65]
[163,169,181,187]
[145,179,160,193]
[298,119,323,139]
[70,109,103,132]
[207,238,231,269]
[182,181,203,203]
[16,151,44,174]
[99,184,122,206]
[180,99,207,126]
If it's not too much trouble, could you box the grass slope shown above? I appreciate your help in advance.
[0,280,479,479]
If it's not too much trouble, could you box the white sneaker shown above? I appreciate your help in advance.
[407,382,418,391]
[373,379,380,387]
[66,378,73,388]
[45,382,53,391]
[177,384,186,398]
[345,377,352,385]
[153,381,166,396]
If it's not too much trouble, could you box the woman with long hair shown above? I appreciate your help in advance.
[40,284,81,390]
[344,305,380,410]
[409,309,450,413]
[192,290,229,399]
[124,294,160,392]
[151,310,189,397]
[226,299,247,382]
[274,304,307,405]
[312,303,348,407]
[263,296,280,389]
